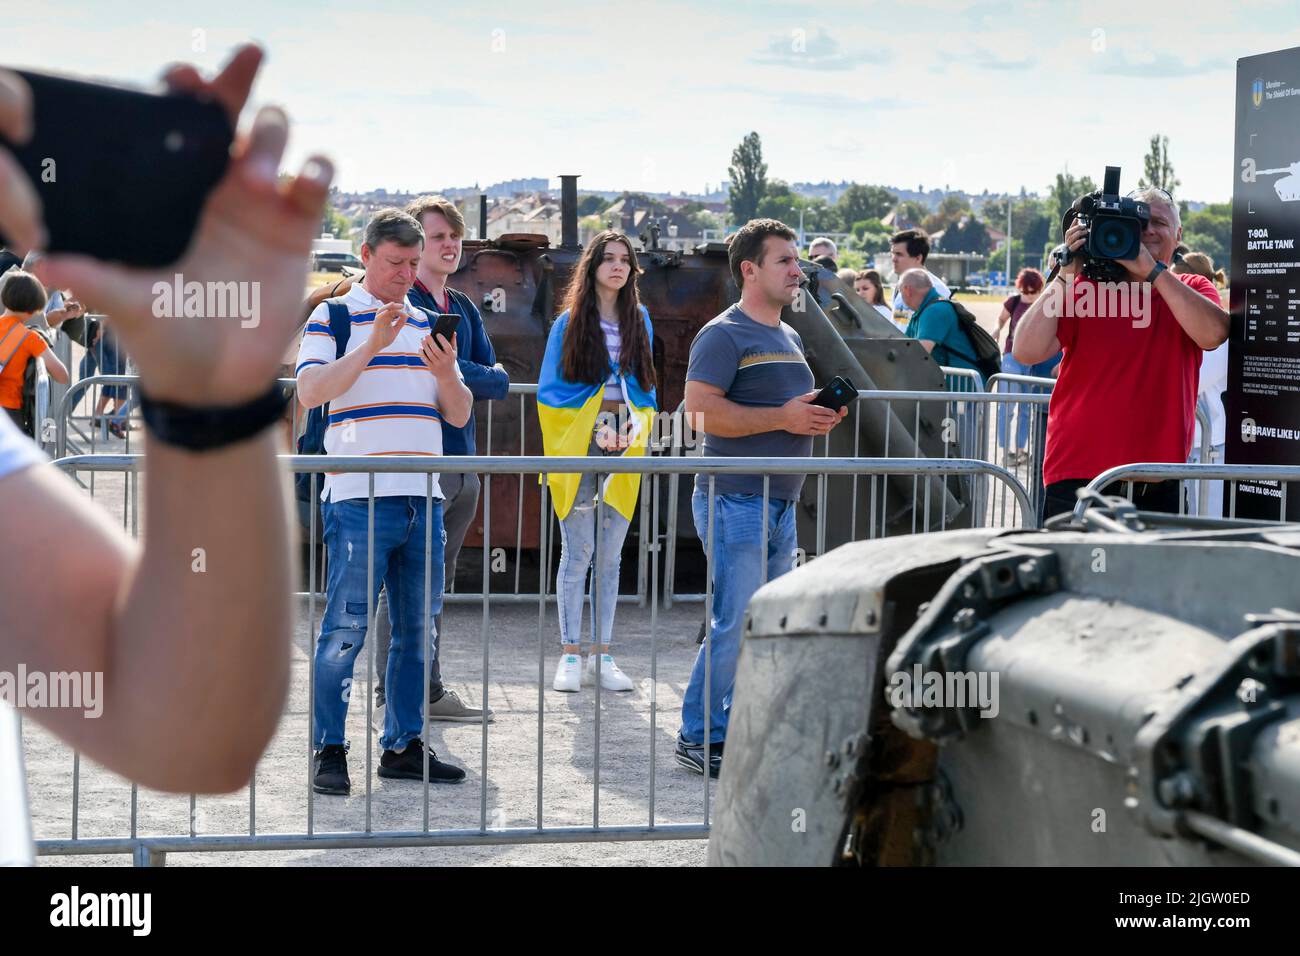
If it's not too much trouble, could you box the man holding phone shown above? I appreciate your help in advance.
[296,208,473,795]
[360,195,509,724]
[0,47,336,860]
[676,218,847,777]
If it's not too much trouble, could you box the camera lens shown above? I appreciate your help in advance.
[1092,217,1135,259]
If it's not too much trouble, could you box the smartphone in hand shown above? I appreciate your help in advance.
[0,69,233,266]
[810,375,859,413]
[430,313,460,347]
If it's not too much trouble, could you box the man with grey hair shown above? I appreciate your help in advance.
[808,236,837,269]
[1014,187,1228,520]
[898,269,981,375]
[296,207,474,795]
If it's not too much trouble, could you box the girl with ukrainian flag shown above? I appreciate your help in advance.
[537,231,657,693]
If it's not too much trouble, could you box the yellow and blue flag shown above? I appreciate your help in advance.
[537,307,657,520]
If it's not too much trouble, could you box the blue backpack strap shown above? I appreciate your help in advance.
[326,299,351,359]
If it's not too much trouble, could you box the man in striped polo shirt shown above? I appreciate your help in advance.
[296,209,472,795]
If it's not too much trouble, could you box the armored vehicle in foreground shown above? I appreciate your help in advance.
[710,500,1300,866]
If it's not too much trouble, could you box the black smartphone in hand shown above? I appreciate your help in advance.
[0,69,233,266]
[811,375,859,413]
[430,313,460,346]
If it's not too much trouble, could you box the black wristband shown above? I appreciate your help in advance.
[1145,260,1168,285]
[139,381,291,452]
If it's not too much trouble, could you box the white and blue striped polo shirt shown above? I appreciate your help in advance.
[295,282,464,503]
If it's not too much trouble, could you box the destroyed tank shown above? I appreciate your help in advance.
[708,498,1300,866]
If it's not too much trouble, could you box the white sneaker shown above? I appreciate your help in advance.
[553,654,582,692]
[585,653,634,692]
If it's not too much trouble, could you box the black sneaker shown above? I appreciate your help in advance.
[675,734,723,778]
[378,738,466,784]
[313,744,351,796]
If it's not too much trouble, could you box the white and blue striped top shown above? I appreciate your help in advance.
[600,317,622,399]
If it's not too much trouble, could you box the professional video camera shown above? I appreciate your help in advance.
[1060,166,1150,282]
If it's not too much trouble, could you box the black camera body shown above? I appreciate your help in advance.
[1060,166,1150,282]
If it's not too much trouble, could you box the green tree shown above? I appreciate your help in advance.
[728,132,767,224]
[1049,171,1098,243]
[835,184,896,231]
[923,195,971,234]
[894,200,928,230]
[322,206,352,239]
[941,217,991,255]
[754,180,797,221]
[1183,201,1232,273]
[1138,134,1181,194]
[982,196,1050,243]
[576,194,609,216]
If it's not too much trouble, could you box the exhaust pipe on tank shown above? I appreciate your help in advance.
[479,192,488,241]
[560,174,580,250]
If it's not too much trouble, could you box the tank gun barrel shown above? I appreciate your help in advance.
[1257,162,1300,175]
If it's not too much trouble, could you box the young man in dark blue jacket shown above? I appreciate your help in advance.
[373,196,509,723]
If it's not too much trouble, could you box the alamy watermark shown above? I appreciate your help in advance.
[0,665,103,718]
[594,407,705,452]
[887,664,999,719]
[1040,279,1152,328]
[152,273,261,328]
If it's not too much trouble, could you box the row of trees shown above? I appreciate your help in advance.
[728,131,898,247]
[725,131,1232,274]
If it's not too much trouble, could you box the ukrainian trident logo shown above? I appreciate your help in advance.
[1253,78,1264,109]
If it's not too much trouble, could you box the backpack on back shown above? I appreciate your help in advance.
[295,299,353,512]
[914,296,1002,384]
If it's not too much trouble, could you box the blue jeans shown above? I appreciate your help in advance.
[556,472,630,647]
[996,352,1059,450]
[313,495,445,753]
[680,491,798,745]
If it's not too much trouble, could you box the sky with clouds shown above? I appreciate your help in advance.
[3,0,1296,203]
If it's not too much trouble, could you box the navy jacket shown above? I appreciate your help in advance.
[408,279,510,455]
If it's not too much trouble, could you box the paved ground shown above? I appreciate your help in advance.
[26,599,715,867]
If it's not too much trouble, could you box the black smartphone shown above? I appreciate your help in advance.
[430,313,460,345]
[0,69,233,267]
[811,375,859,413]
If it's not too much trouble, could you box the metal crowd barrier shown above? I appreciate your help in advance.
[661,388,1045,606]
[1073,462,1300,524]
[53,376,653,608]
[940,365,984,393]
[29,453,1031,865]
[32,360,50,451]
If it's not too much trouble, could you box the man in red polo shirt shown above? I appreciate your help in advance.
[1013,188,1229,519]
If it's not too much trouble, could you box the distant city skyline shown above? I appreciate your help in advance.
[5,0,1293,205]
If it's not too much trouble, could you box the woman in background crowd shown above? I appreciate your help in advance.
[854,269,893,322]
[995,267,1057,464]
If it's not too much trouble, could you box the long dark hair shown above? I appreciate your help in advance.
[559,231,655,389]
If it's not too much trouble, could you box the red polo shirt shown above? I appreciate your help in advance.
[1043,271,1220,485]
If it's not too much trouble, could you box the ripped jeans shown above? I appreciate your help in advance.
[556,472,631,648]
[312,495,445,753]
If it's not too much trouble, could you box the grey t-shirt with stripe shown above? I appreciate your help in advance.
[687,305,815,500]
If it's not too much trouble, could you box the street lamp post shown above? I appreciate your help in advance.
[790,207,808,248]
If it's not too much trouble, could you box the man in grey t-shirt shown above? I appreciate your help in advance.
[675,218,847,777]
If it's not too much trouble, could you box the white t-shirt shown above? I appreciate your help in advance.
[1195,341,1229,449]
[296,283,464,503]
[0,410,42,866]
